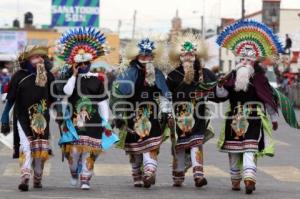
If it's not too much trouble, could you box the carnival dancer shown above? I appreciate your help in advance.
[1,56,53,136]
[56,27,111,190]
[167,33,219,188]
[0,46,55,191]
[110,38,174,188]
[215,20,283,194]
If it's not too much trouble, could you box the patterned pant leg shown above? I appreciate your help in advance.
[67,148,82,179]
[80,152,97,185]
[191,146,204,180]
[32,158,45,184]
[143,149,158,179]
[172,149,185,184]
[243,152,257,182]
[17,121,31,184]
[129,154,143,185]
[228,153,242,183]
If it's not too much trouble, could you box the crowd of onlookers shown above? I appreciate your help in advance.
[276,66,300,106]
[275,67,299,90]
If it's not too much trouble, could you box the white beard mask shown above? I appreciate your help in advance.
[234,63,255,92]
[182,61,195,84]
[35,62,47,87]
[143,62,156,86]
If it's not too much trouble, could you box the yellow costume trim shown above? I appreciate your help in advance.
[62,144,102,156]
[31,151,50,160]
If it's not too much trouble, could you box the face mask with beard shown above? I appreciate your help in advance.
[180,54,196,84]
[145,62,156,86]
[234,63,255,92]
[29,56,47,87]
[138,59,156,86]
[35,61,48,87]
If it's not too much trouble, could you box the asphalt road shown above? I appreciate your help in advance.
[0,102,300,199]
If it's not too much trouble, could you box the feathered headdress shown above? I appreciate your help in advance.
[120,38,167,72]
[124,38,162,61]
[18,45,49,63]
[17,45,49,87]
[168,33,208,66]
[216,20,284,59]
[56,27,108,64]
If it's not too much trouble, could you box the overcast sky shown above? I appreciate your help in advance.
[0,0,299,37]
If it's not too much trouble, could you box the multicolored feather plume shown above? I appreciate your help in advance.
[56,27,108,64]
[216,20,284,58]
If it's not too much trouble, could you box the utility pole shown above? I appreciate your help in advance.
[193,0,205,39]
[242,0,245,19]
[201,16,205,39]
[202,0,206,39]
[117,20,122,35]
[132,10,137,40]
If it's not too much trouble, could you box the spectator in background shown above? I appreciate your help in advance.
[0,68,11,97]
[284,34,292,55]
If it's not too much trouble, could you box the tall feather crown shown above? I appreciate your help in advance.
[216,20,284,59]
[56,27,108,64]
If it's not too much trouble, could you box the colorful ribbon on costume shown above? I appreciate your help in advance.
[272,88,300,129]
[101,120,119,151]
[58,109,79,145]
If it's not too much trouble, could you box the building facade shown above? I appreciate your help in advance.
[220,0,300,72]
[0,28,120,67]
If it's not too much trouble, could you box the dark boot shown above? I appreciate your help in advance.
[132,171,143,187]
[143,175,155,188]
[18,178,29,192]
[1,123,10,135]
[33,182,43,188]
[244,180,256,194]
[33,173,43,188]
[173,181,183,187]
[195,177,207,188]
[134,183,143,188]
[231,180,241,191]
[172,171,184,187]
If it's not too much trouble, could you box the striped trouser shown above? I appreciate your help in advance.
[18,121,45,184]
[67,149,98,185]
[228,152,257,183]
[173,146,204,184]
[130,149,158,185]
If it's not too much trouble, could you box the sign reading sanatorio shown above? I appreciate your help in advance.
[51,0,100,27]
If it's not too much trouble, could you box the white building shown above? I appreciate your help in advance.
[220,0,300,72]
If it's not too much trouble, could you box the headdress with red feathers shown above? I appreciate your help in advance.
[56,27,108,64]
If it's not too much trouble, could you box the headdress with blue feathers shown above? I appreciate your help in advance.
[56,27,108,64]
[216,20,284,59]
